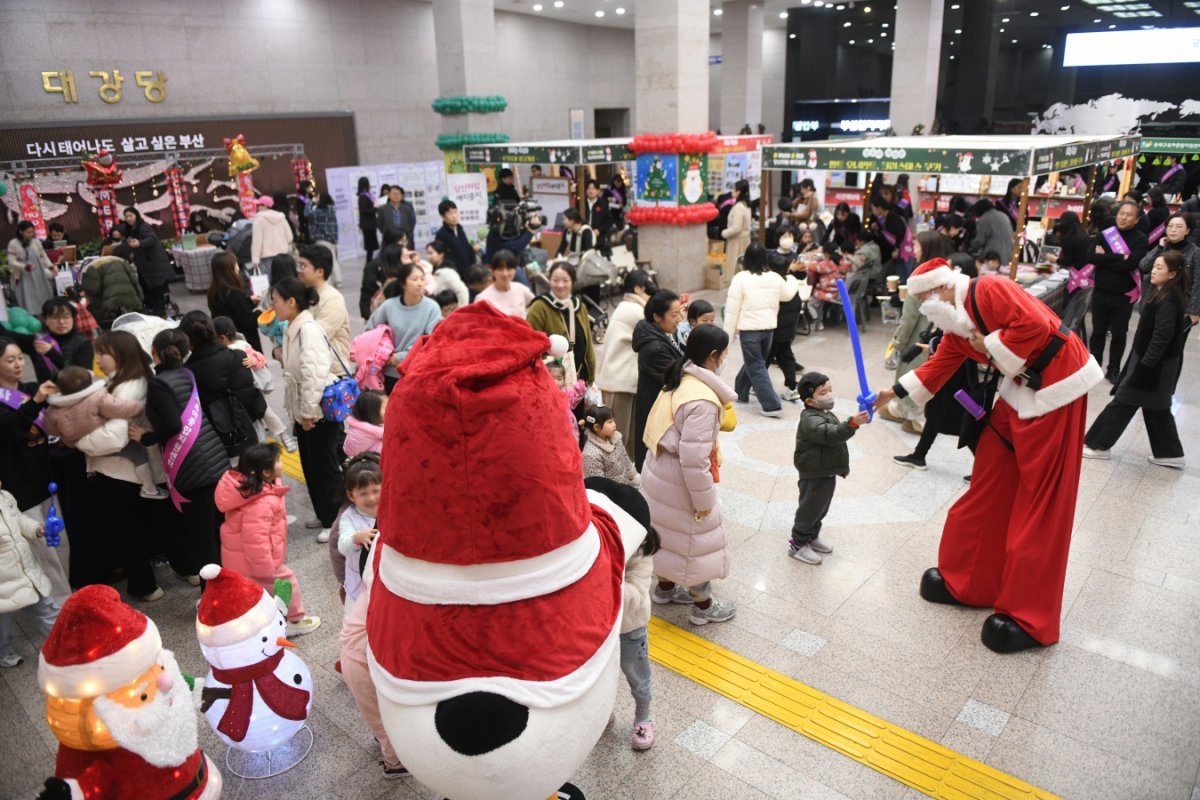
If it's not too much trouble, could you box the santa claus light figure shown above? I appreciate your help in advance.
[195,564,313,759]
[36,585,222,800]
[873,259,1104,653]
[367,302,648,800]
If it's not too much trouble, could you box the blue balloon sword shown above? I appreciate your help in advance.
[835,278,877,419]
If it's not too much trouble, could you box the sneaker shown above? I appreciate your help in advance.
[788,543,823,565]
[689,599,736,625]
[286,616,321,637]
[761,408,783,418]
[893,453,928,470]
[137,587,165,602]
[140,486,170,501]
[1148,456,1186,470]
[279,432,299,453]
[316,528,331,543]
[1082,447,1110,460]
[809,536,833,554]
[380,760,410,779]
[632,721,655,751]
[305,519,324,530]
[0,653,23,668]
[184,575,201,587]
[651,584,692,605]
[781,388,802,403]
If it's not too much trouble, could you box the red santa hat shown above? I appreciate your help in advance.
[369,302,622,696]
[38,585,161,699]
[906,257,956,296]
[195,564,280,648]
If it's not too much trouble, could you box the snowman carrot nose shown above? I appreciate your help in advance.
[276,637,297,648]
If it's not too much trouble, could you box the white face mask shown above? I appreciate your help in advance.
[779,236,795,250]
[811,396,835,411]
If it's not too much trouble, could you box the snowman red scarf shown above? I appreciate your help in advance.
[209,650,309,742]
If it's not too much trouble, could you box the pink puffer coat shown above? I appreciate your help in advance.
[215,470,290,579]
[643,364,737,588]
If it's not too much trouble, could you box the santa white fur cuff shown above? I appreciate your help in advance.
[983,330,1028,378]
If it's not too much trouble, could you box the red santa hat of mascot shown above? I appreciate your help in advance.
[367,302,648,800]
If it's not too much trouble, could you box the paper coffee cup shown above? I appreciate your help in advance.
[886,275,900,291]
[899,285,909,300]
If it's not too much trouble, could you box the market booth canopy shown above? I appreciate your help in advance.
[760,134,1140,177]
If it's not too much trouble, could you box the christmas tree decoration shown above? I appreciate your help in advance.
[223,134,260,177]
[36,585,222,800]
[435,132,510,151]
[431,95,508,115]
[196,564,313,775]
[641,155,674,201]
[82,150,123,188]
[367,303,650,800]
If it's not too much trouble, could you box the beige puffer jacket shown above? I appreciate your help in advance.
[0,489,51,614]
[282,311,333,423]
[723,269,801,335]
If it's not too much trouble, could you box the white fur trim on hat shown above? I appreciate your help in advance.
[196,589,278,649]
[548,334,570,358]
[906,265,954,296]
[378,523,601,606]
[368,622,619,710]
[38,621,161,699]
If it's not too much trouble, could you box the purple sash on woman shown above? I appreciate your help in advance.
[162,370,203,511]
[1101,226,1140,305]
[1147,222,1166,244]
[877,215,915,261]
[0,386,47,431]
[1160,162,1183,187]
[998,197,1020,225]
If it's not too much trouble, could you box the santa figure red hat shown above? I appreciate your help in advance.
[37,585,221,800]
[880,261,1103,654]
[367,302,647,800]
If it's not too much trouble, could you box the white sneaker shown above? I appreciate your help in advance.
[140,486,170,501]
[279,432,299,453]
[1082,447,1110,460]
[0,653,23,668]
[761,408,783,418]
[316,528,331,543]
[788,543,823,565]
[286,616,321,637]
[1148,456,1186,469]
[305,519,324,530]
[809,536,833,554]
[651,584,693,605]
[781,388,802,403]
[688,599,737,626]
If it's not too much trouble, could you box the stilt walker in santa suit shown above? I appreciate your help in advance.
[872,259,1105,653]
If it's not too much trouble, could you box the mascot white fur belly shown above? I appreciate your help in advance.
[366,303,647,800]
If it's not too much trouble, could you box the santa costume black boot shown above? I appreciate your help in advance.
[981,613,1045,653]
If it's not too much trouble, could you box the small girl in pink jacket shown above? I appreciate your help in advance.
[215,441,320,637]
[344,391,386,458]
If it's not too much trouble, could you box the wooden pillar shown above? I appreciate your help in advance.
[1081,164,1098,228]
[1008,176,1030,281]
[1117,156,1135,199]
[576,166,586,210]
[758,168,771,246]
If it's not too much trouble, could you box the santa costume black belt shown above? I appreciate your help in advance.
[968,279,1070,391]
[166,757,206,800]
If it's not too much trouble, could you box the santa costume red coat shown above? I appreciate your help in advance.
[895,261,1104,647]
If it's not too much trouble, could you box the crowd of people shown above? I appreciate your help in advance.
[1,164,1195,780]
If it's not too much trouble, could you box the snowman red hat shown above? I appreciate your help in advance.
[367,302,645,800]
[195,563,280,648]
[39,584,161,698]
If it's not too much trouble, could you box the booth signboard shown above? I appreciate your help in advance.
[464,139,635,167]
[530,177,572,228]
[1031,136,1137,175]
[324,160,445,259]
[446,172,489,238]
[581,143,635,164]
[1140,138,1200,154]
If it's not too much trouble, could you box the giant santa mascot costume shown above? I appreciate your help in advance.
[873,259,1104,653]
[367,302,648,800]
[36,585,221,799]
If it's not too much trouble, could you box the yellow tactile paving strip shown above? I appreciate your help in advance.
[278,451,1054,798]
[647,615,1060,800]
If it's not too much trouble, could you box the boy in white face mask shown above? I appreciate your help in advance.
[788,372,870,564]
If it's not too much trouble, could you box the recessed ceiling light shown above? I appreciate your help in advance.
[843,20,852,26]
[881,22,889,27]
[848,38,856,43]
[1060,4,1070,9]
[863,4,871,10]
[615,7,625,14]
[713,7,722,14]
[789,32,796,38]
[1002,17,1010,22]
[780,11,789,18]
[1093,18,1100,22]
[950,3,960,7]
[1011,37,1018,42]
[999,27,1005,32]
[950,54,956,59]
[553,0,563,6]
[954,28,962,33]
[1029,10,1039,16]
[868,37,874,42]
[837,3,846,8]
[801,0,811,4]
[814,1,824,6]
[1109,23,1117,27]
[532,2,542,8]
[880,30,887,36]
[595,9,604,16]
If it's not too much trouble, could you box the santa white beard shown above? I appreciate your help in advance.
[93,650,199,768]
[919,297,974,339]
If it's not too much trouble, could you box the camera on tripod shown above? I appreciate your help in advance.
[487,200,545,240]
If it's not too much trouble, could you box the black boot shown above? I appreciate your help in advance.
[981,613,1044,653]
[919,567,966,606]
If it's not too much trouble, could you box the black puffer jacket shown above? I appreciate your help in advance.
[140,366,229,494]
[0,382,52,511]
[185,340,266,456]
[118,213,175,288]
[632,318,684,470]
[1114,291,1190,411]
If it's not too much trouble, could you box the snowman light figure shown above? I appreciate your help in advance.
[195,564,313,768]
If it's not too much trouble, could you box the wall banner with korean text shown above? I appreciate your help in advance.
[323,160,446,261]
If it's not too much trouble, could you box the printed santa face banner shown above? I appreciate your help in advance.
[237,172,258,218]
[18,182,48,239]
[677,154,709,206]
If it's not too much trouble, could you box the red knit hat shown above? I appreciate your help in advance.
[906,257,956,296]
[38,585,161,698]
[196,564,280,648]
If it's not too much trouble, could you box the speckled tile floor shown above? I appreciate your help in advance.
[3,257,1199,800]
